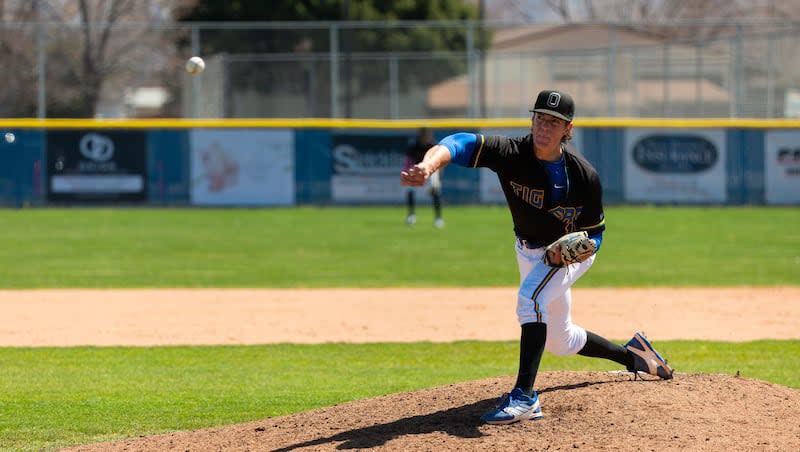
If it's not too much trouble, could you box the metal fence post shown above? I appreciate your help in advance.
[389,55,399,119]
[663,43,670,117]
[735,22,744,117]
[519,51,527,116]
[330,24,340,119]
[607,24,617,117]
[466,23,476,118]
[696,43,703,117]
[767,34,775,118]
[37,24,46,118]
[191,24,200,118]
[631,47,638,116]
[221,53,228,117]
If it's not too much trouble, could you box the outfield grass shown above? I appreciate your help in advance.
[0,340,798,451]
[0,206,797,287]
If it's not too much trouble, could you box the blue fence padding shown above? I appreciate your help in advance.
[0,130,45,207]
[580,128,625,204]
[148,130,191,205]
[726,129,764,205]
[295,130,333,204]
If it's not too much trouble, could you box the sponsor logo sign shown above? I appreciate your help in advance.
[189,129,294,206]
[46,130,146,203]
[631,135,718,173]
[624,129,726,203]
[331,133,409,202]
[764,130,800,204]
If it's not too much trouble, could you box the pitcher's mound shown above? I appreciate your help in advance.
[66,372,800,451]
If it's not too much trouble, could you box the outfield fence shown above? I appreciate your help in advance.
[0,118,797,208]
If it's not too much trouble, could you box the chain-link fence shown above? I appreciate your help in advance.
[3,19,800,119]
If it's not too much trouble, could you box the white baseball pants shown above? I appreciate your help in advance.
[514,239,595,356]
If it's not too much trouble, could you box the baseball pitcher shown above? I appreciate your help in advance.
[400,89,673,425]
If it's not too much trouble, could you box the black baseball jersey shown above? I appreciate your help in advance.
[468,133,605,246]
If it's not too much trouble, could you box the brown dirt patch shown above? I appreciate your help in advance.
[63,372,800,452]
[1,287,797,451]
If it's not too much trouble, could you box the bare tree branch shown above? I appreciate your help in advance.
[543,0,571,20]
[95,0,135,65]
[78,0,95,77]
[0,0,188,117]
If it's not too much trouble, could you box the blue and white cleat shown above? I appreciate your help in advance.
[625,331,674,380]
[480,387,543,424]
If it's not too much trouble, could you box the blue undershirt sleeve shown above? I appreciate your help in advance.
[588,231,603,253]
[439,133,479,166]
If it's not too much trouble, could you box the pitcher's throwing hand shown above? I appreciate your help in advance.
[400,164,429,186]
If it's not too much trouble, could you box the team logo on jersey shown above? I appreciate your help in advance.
[549,206,582,231]
[547,92,561,107]
[509,181,544,209]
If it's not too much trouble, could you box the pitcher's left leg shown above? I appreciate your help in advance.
[542,289,587,356]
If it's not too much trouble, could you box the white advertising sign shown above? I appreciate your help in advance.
[330,134,409,203]
[764,130,800,204]
[624,129,727,203]
[190,129,294,206]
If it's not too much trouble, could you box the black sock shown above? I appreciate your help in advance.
[514,322,547,396]
[406,192,415,215]
[432,193,442,219]
[578,330,633,369]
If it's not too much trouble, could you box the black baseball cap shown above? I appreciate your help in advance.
[529,90,575,122]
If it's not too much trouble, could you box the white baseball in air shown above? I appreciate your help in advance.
[4,132,15,143]
[185,56,205,75]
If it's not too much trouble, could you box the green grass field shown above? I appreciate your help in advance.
[0,206,797,451]
[0,206,797,287]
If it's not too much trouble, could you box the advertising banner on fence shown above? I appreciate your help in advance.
[46,130,147,203]
[189,129,294,206]
[764,130,800,204]
[624,129,726,203]
[331,133,409,203]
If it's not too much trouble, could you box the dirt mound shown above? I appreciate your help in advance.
[64,371,800,452]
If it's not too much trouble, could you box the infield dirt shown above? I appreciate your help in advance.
[64,372,800,452]
[2,287,797,451]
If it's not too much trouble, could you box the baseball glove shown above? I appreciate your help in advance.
[543,231,596,267]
